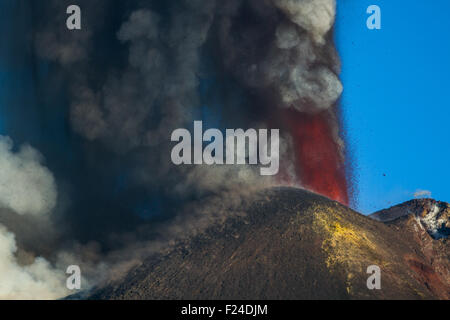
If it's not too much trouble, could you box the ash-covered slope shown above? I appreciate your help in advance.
[88,188,449,300]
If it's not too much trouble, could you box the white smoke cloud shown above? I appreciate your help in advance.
[0,136,57,216]
[0,225,68,299]
[414,189,432,198]
[0,136,67,299]
[218,0,342,113]
[272,0,336,44]
[281,65,343,109]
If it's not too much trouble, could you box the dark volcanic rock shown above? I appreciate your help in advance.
[88,187,449,300]
[371,199,450,239]
[370,200,450,299]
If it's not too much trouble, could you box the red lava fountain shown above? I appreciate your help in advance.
[284,109,349,205]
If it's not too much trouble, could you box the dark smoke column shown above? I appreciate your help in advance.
[217,0,349,204]
[34,0,350,209]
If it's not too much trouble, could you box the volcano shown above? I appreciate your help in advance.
[86,187,449,300]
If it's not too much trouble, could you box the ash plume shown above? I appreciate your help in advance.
[0,0,349,297]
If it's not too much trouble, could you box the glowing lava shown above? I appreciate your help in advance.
[284,109,349,205]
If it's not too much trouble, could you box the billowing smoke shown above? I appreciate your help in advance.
[215,0,348,203]
[0,137,67,299]
[0,225,68,299]
[274,0,336,44]
[0,0,349,298]
[0,136,57,216]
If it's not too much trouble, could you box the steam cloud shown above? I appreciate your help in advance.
[0,0,347,298]
[0,137,67,299]
[0,225,68,299]
[414,190,432,199]
[0,136,57,216]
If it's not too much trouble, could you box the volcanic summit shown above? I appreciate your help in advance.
[86,187,449,300]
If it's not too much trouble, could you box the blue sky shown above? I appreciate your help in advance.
[336,1,450,213]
